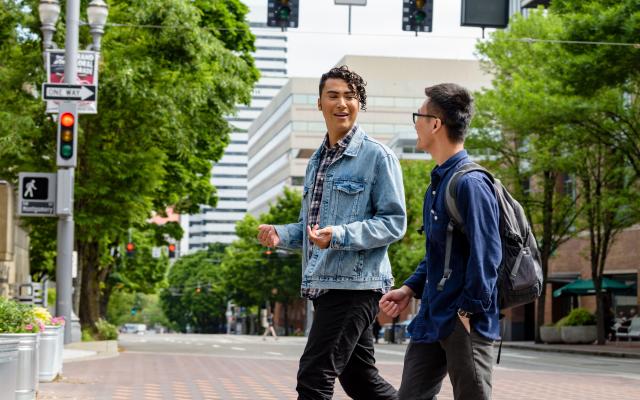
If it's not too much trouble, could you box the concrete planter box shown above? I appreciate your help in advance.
[0,338,19,400]
[39,325,62,382]
[539,326,563,344]
[0,333,39,400]
[560,325,597,344]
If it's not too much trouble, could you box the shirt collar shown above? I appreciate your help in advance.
[323,124,358,151]
[432,150,469,179]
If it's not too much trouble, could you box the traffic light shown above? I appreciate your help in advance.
[126,242,135,257]
[168,243,176,258]
[267,0,299,29]
[402,0,433,34]
[56,102,78,167]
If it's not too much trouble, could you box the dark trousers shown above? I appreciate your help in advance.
[398,318,494,400]
[296,290,398,400]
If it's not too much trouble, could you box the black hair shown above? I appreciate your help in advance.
[318,65,367,111]
[424,83,474,143]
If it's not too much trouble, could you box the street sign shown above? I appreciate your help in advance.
[45,50,99,114]
[43,83,96,101]
[18,172,57,217]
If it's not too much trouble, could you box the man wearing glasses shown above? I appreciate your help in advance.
[257,66,406,400]
[380,83,501,400]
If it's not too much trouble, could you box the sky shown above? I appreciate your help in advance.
[246,0,500,77]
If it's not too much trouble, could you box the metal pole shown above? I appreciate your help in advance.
[56,0,80,344]
[348,5,352,35]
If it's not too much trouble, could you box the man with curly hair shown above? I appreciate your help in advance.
[258,66,406,399]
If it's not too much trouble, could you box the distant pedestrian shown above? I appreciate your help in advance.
[372,319,382,344]
[262,312,278,340]
[257,65,405,400]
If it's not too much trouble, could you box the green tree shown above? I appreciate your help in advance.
[222,187,302,335]
[0,0,259,330]
[472,10,583,342]
[160,244,228,333]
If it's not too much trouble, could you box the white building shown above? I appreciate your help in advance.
[183,1,288,252]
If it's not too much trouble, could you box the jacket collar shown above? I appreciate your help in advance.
[310,124,364,164]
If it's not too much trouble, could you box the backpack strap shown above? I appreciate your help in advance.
[437,162,494,292]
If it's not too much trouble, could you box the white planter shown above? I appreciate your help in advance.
[0,338,19,400]
[540,326,563,344]
[56,325,64,376]
[0,333,39,400]
[39,326,62,382]
[560,325,597,344]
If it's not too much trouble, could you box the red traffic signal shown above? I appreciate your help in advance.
[168,243,176,258]
[126,242,135,257]
[57,103,78,167]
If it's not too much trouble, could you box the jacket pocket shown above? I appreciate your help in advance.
[332,180,365,224]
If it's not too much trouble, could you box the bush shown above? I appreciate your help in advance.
[556,308,596,327]
[95,319,119,340]
[0,297,42,333]
[81,328,94,342]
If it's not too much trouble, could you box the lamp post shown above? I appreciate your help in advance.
[38,0,108,344]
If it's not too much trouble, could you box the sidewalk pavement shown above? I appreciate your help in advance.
[63,340,119,363]
[501,340,640,359]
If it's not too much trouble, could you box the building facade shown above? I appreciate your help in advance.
[183,2,288,252]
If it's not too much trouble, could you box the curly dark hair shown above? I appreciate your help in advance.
[318,65,367,111]
[424,83,474,143]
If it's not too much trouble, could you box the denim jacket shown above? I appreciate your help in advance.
[274,125,406,290]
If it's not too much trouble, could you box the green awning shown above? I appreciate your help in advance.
[553,277,632,298]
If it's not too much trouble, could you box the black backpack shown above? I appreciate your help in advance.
[438,162,543,310]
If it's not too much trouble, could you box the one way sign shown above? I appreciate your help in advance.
[42,83,97,101]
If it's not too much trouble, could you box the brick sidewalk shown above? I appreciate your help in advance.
[38,352,640,400]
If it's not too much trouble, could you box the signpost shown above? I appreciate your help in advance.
[45,49,99,114]
[18,173,57,217]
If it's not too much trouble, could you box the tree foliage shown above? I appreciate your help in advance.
[160,244,228,333]
[0,0,259,329]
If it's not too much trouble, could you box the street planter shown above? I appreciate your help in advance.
[539,325,563,344]
[0,338,20,400]
[39,325,62,382]
[0,333,40,400]
[56,325,64,376]
[560,325,597,344]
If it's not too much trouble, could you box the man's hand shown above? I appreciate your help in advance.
[379,285,415,318]
[458,315,471,334]
[307,224,332,249]
[257,224,280,248]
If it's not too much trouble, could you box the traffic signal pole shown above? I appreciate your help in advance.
[56,0,80,344]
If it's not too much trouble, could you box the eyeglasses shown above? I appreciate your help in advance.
[412,112,439,124]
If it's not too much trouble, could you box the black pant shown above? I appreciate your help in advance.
[398,318,494,400]
[296,290,398,400]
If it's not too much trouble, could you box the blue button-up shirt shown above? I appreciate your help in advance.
[404,150,502,342]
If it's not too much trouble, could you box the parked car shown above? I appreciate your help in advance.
[120,323,147,334]
[379,320,411,343]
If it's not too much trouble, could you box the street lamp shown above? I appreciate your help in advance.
[38,0,61,49]
[86,0,109,51]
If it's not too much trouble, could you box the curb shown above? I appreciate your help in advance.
[501,342,640,359]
